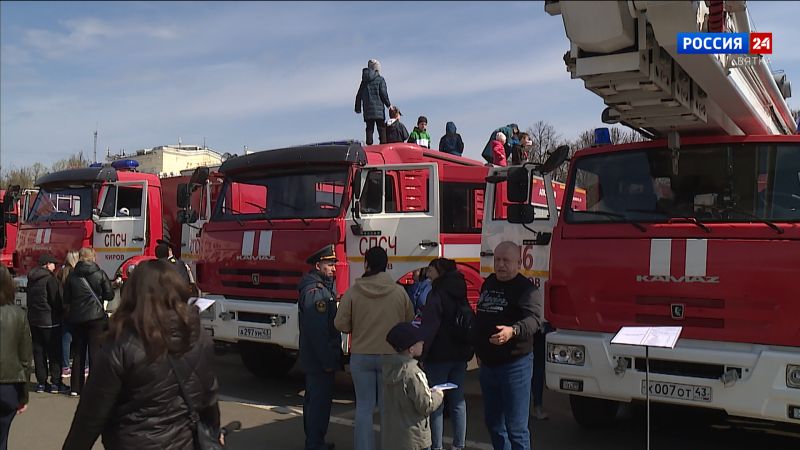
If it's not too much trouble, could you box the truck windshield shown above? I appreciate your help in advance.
[565,143,800,223]
[27,187,93,222]
[214,168,349,220]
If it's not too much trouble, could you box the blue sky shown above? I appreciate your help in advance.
[2,1,799,170]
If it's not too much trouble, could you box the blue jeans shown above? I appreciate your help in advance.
[61,323,73,368]
[479,353,534,450]
[350,354,385,450]
[424,361,467,449]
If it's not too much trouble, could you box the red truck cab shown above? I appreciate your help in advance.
[545,135,800,426]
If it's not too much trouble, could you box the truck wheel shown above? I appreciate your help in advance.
[238,341,296,379]
[569,395,620,429]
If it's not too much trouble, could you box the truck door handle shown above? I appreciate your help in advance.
[480,250,494,257]
[132,237,144,242]
[418,240,439,248]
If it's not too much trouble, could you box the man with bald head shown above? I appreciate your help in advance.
[474,241,543,450]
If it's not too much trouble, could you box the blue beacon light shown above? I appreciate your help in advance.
[593,128,612,146]
[111,159,140,171]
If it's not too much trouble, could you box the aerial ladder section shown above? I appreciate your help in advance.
[545,0,796,137]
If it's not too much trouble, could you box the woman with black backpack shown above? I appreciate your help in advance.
[416,258,474,450]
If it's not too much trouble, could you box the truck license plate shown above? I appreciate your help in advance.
[238,326,271,340]
[641,380,712,402]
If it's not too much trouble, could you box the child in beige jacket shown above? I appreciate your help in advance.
[382,322,445,450]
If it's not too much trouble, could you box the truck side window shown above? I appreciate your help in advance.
[441,182,483,233]
[360,170,383,214]
[100,186,117,218]
[116,186,143,217]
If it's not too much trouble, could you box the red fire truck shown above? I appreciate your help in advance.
[13,160,201,305]
[539,1,799,427]
[2,187,22,271]
[192,141,489,378]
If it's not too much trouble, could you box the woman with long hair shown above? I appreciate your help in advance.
[57,250,80,378]
[63,259,221,450]
[0,264,32,450]
[417,258,474,450]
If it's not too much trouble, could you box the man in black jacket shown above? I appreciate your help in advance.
[474,241,542,450]
[355,59,391,145]
[298,244,341,450]
[64,247,114,396]
[27,253,69,394]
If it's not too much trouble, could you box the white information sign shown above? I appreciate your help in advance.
[611,326,682,349]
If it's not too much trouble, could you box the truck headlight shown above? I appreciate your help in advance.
[547,343,586,366]
[787,365,800,389]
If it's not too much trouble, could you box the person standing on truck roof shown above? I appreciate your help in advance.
[355,59,391,145]
[385,106,409,144]
[334,246,415,450]
[482,124,520,164]
[64,247,114,397]
[474,241,543,450]
[491,132,508,167]
[408,116,431,149]
[298,244,343,450]
[26,253,70,394]
[438,121,464,156]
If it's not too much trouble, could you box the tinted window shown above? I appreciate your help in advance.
[566,143,800,223]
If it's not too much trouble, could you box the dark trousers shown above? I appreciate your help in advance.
[0,384,23,450]
[303,371,335,450]
[31,326,62,385]
[70,317,107,394]
[365,119,386,145]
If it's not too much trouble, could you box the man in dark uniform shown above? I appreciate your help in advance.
[298,244,342,450]
[155,237,194,288]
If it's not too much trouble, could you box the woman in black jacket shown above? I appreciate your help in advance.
[0,264,32,450]
[63,259,221,450]
[418,258,473,450]
[63,248,114,395]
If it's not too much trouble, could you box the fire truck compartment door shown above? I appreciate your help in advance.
[181,180,212,271]
[93,180,148,279]
[348,163,440,283]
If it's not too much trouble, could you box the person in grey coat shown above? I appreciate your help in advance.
[355,59,391,145]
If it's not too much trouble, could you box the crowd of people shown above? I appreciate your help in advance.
[354,58,533,166]
[0,58,551,450]
[0,238,208,450]
[299,241,549,450]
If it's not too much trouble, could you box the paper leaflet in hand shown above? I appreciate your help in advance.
[188,297,215,313]
[432,382,458,391]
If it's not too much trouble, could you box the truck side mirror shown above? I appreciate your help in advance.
[352,171,363,200]
[507,167,530,203]
[189,167,210,186]
[178,209,199,224]
[538,145,570,174]
[507,204,535,224]
[177,184,190,209]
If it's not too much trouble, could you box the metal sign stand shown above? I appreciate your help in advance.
[611,326,683,450]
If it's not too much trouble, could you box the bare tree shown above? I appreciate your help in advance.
[525,120,562,164]
[50,151,87,172]
[1,167,35,189]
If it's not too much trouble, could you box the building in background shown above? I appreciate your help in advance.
[107,144,223,177]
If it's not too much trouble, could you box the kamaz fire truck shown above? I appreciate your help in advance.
[534,0,799,427]
[2,187,22,271]
[189,141,489,378]
[13,160,203,306]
